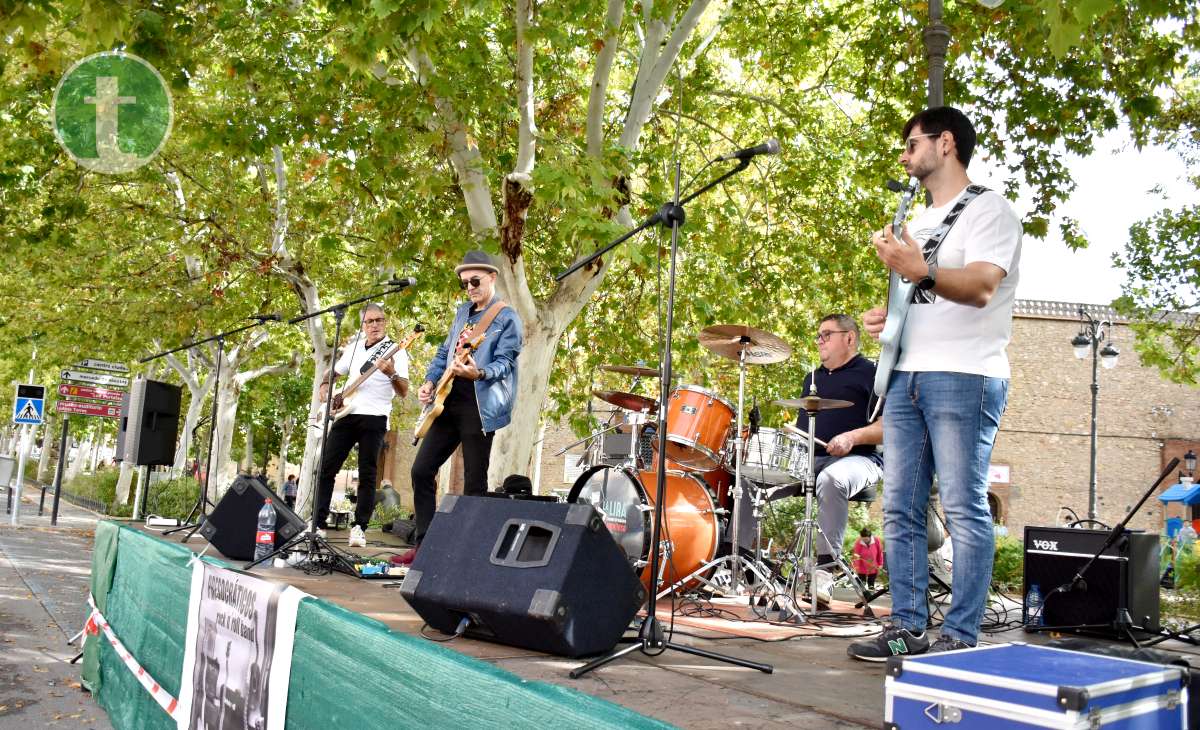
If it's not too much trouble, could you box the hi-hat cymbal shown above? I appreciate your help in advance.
[773,396,853,412]
[698,325,792,364]
[592,389,658,413]
[598,364,661,378]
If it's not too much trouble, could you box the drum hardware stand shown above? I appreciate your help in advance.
[559,133,772,677]
[783,402,877,618]
[1029,458,1179,649]
[143,317,277,541]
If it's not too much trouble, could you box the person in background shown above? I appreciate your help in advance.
[283,474,297,509]
[852,527,884,589]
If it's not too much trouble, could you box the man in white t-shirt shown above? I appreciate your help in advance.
[848,107,1021,661]
[314,302,409,548]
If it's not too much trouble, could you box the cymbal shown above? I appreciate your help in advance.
[773,396,854,412]
[698,325,792,364]
[598,364,661,378]
[592,389,658,413]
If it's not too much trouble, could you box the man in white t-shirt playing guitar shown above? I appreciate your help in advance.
[848,107,1022,661]
[313,302,410,548]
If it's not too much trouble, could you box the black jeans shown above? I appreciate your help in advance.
[411,393,494,542]
[316,414,387,530]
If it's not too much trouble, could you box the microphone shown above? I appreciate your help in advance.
[749,401,761,436]
[715,138,781,162]
[388,277,417,289]
[886,179,905,193]
[248,313,282,322]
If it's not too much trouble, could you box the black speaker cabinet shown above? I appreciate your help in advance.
[1023,526,1160,634]
[400,495,645,657]
[199,475,306,560]
[121,378,182,467]
[113,390,132,463]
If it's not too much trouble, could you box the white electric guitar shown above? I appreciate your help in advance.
[314,325,424,425]
[872,177,923,399]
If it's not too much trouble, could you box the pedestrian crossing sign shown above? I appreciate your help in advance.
[12,384,45,425]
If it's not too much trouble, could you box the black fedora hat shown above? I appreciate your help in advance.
[455,250,500,275]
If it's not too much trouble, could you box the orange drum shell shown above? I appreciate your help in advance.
[659,386,734,471]
[636,469,718,592]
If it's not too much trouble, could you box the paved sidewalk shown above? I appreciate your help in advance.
[0,487,112,729]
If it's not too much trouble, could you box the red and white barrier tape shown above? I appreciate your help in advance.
[85,594,179,718]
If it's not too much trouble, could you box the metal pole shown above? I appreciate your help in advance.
[10,426,31,525]
[925,0,951,107]
[50,416,69,526]
[1089,336,1100,520]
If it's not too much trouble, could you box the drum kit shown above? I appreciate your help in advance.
[558,324,877,619]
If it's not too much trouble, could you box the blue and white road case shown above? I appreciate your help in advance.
[884,643,1187,728]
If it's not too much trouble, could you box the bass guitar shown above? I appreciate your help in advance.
[872,177,923,399]
[315,325,424,425]
[412,330,488,445]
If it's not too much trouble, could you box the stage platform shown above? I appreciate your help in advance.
[85,521,1200,729]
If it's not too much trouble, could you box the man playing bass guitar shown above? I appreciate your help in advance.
[849,107,1022,661]
[398,250,523,565]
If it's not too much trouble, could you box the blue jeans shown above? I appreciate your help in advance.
[883,371,1008,644]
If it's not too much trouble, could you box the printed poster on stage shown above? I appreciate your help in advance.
[176,561,307,730]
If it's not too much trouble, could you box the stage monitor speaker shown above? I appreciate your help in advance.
[400,495,645,657]
[1023,525,1160,634]
[199,475,306,560]
[122,378,182,467]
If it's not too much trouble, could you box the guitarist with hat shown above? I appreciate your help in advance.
[848,106,1022,662]
[314,302,410,548]
[398,250,524,565]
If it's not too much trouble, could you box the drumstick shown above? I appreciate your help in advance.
[781,423,828,448]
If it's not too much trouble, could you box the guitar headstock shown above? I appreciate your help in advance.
[396,324,426,350]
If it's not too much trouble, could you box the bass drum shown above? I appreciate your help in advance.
[568,465,718,593]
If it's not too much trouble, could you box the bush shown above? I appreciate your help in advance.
[143,477,202,521]
[992,534,1024,591]
[61,469,121,513]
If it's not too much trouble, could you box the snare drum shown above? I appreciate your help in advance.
[568,465,718,592]
[725,426,809,485]
[659,385,735,471]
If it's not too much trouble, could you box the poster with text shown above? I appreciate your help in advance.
[176,561,307,730]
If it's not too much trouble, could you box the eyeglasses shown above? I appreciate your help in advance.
[902,132,941,154]
[363,317,386,325]
[815,330,850,343]
[459,276,487,290]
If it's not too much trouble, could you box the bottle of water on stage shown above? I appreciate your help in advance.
[1024,583,1043,626]
[254,498,277,562]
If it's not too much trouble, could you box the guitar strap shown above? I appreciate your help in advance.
[453,300,508,355]
[911,183,987,304]
[358,336,396,374]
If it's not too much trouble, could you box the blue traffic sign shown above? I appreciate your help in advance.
[12,384,45,425]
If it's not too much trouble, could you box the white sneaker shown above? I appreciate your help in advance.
[814,569,834,605]
[348,525,366,548]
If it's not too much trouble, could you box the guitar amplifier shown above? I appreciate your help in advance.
[1022,526,1160,634]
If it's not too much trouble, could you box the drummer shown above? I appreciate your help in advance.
[783,314,883,569]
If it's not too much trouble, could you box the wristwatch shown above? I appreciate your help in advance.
[916,261,938,291]
[389,373,403,383]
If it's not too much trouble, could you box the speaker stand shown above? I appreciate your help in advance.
[1026,458,1180,649]
[242,527,359,576]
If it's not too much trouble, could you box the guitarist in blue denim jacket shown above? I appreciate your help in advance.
[398,250,523,565]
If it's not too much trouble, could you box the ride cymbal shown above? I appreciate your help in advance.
[592,389,659,413]
[698,324,792,364]
[598,364,661,378]
[772,396,853,412]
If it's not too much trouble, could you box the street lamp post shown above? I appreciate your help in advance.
[1071,306,1120,520]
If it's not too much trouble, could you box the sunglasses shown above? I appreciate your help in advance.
[459,275,488,290]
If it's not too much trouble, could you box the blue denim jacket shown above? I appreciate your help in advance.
[424,298,523,433]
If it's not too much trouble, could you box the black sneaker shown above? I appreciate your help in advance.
[847,625,929,662]
[927,635,973,654]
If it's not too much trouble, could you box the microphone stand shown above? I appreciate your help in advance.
[244,284,409,575]
[142,318,274,541]
[1028,458,1179,648]
[562,157,773,679]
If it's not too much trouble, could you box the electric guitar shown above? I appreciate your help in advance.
[315,325,424,424]
[412,330,488,445]
[872,177,923,399]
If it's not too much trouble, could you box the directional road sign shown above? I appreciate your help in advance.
[75,359,130,374]
[58,383,125,403]
[55,400,121,419]
[13,384,45,425]
[60,369,129,388]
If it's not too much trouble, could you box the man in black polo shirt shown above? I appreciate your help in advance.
[791,313,883,568]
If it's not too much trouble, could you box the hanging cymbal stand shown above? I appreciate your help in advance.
[781,400,875,618]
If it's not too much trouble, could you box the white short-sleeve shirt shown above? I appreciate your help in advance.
[333,334,409,418]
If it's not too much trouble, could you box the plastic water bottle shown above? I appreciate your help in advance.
[253,498,277,562]
[1025,583,1043,626]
